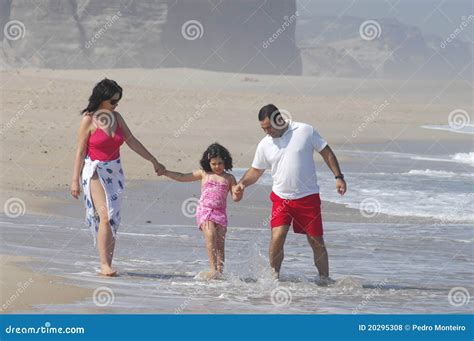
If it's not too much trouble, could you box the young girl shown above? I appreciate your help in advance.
[165,143,242,279]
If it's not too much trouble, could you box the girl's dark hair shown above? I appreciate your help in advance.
[200,143,233,172]
[81,78,122,114]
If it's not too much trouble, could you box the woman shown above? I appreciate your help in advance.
[70,78,166,276]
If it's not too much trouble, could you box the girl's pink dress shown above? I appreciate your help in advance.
[196,175,229,229]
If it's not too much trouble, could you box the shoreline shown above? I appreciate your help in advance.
[1,179,457,227]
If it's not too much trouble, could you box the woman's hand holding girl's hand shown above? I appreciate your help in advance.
[152,158,166,176]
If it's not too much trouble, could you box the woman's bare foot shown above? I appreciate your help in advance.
[100,265,117,277]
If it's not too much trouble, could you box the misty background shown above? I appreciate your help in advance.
[0,0,472,79]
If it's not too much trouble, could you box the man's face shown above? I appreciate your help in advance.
[260,117,285,138]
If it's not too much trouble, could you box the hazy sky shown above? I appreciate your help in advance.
[297,0,473,41]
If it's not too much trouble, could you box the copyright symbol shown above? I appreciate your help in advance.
[404,324,411,331]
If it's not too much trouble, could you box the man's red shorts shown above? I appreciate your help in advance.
[270,192,323,237]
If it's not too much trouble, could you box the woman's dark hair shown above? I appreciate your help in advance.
[81,78,122,114]
[258,103,279,121]
[200,143,233,172]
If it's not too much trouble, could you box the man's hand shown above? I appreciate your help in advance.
[231,185,244,201]
[336,178,346,196]
[233,183,245,195]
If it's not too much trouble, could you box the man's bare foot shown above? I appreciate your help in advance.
[316,276,335,287]
[203,271,224,280]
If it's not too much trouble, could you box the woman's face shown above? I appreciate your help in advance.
[209,157,225,174]
[99,93,120,111]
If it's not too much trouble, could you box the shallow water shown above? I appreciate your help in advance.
[230,139,474,223]
[1,214,472,314]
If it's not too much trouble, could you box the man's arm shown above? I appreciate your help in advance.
[234,167,265,194]
[319,145,346,195]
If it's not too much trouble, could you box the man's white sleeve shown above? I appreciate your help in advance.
[251,142,270,170]
[312,128,328,152]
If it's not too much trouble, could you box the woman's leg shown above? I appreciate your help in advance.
[201,221,218,275]
[90,172,116,276]
[215,225,226,273]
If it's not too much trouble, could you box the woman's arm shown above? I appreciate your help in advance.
[164,169,203,182]
[70,115,92,199]
[116,112,166,175]
[229,175,243,202]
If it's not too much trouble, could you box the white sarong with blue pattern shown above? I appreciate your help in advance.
[81,155,125,244]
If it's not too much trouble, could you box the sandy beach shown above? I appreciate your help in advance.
[0,255,91,313]
[0,68,472,313]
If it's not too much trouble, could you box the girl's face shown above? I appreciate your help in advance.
[209,157,225,174]
[99,93,120,112]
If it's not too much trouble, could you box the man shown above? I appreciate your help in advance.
[233,104,346,285]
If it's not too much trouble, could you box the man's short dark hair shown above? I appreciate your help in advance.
[258,104,279,121]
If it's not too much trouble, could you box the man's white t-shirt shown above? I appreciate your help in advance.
[252,121,327,200]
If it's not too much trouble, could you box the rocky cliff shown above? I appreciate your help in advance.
[0,0,301,75]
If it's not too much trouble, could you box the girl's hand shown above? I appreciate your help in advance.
[70,180,81,199]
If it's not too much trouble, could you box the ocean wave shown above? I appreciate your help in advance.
[411,152,474,167]
[403,169,474,178]
[422,124,474,135]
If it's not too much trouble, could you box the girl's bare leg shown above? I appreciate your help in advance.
[201,221,218,278]
[216,225,226,274]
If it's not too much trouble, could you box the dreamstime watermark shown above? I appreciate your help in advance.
[270,287,292,307]
[262,12,299,49]
[3,20,26,41]
[0,100,34,135]
[174,286,205,314]
[359,20,382,41]
[1,81,55,135]
[1,278,34,312]
[3,198,26,218]
[440,15,474,48]
[84,11,122,49]
[352,100,390,138]
[92,286,115,307]
[359,198,381,218]
[261,193,296,227]
[448,287,470,307]
[352,278,388,314]
[4,322,85,335]
[181,197,199,218]
[93,109,116,130]
[181,20,203,40]
[436,193,473,226]
[174,99,213,138]
[448,109,470,130]
[270,108,292,130]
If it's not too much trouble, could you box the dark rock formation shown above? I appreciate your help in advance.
[161,0,301,75]
[0,0,301,75]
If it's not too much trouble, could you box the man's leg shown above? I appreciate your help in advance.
[269,225,290,278]
[307,235,329,278]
